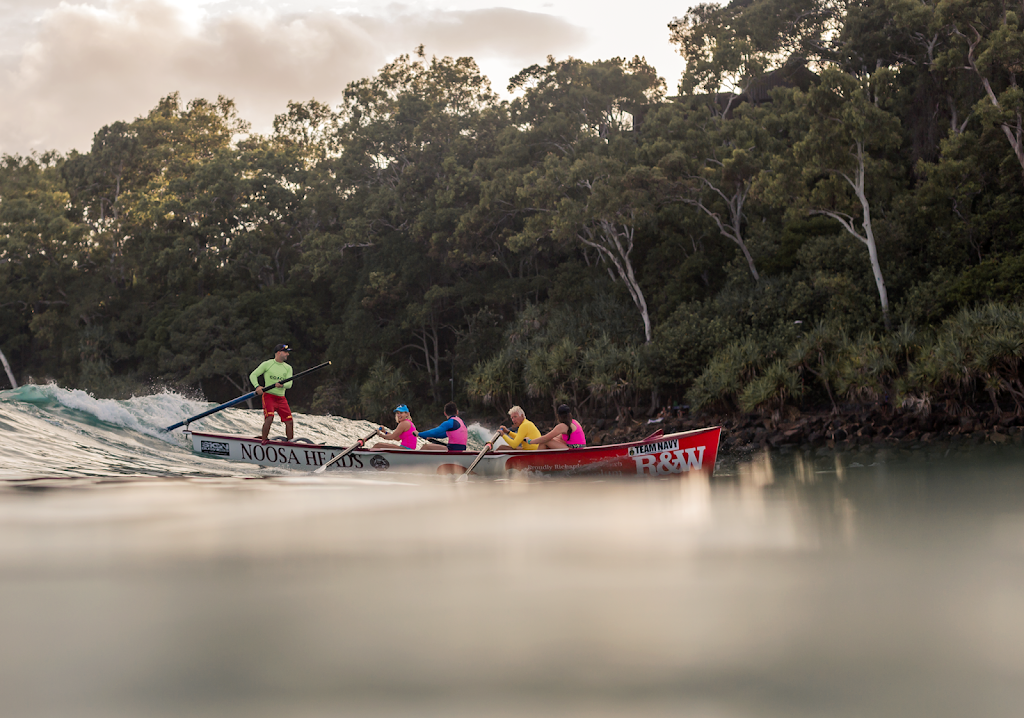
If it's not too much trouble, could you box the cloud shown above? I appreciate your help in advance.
[0,0,587,155]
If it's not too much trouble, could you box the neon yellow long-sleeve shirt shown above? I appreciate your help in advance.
[504,420,540,450]
[249,359,293,396]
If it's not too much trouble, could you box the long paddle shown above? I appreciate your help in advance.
[165,360,331,431]
[313,428,380,474]
[459,430,503,481]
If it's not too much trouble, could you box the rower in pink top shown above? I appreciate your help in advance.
[371,404,418,449]
[528,404,587,450]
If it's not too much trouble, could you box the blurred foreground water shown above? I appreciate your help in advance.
[1,385,1023,717]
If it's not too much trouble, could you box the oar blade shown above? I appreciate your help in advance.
[458,431,503,481]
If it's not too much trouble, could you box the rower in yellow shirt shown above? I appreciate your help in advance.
[496,405,541,450]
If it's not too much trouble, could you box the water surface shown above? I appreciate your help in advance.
[1,386,1022,717]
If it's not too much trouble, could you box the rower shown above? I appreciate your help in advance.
[527,404,586,450]
[414,402,468,452]
[250,343,295,444]
[371,404,418,449]
[495,406,540,450]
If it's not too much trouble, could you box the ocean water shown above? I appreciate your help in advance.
[0,384,495,480]
[1,385,1023,717]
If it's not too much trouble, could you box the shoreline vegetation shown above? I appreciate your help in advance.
[591,406,1024,460]
[3,3,1024,432]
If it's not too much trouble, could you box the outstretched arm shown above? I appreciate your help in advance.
[417,418,457,439]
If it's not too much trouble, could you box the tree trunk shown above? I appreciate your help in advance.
[682,181,760,282]
[812,143,892,332]
[0,347,17,389]
[579,221,653,343]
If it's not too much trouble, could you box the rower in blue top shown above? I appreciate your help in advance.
[414,402,469,452]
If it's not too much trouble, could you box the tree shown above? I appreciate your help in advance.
[669,0,842,97]
[0,152,94,380]
[511,152,658,342]
[309,49,505,402]
[939,0,1024,178]
[760,71,903,330]
[476,57,665,343]
[641,99,779,283]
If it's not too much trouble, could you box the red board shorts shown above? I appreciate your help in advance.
[262,393,292,422]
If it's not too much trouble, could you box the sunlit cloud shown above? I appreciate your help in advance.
[0,0,587,155]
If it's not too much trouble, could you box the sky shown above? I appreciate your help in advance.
[0,0,695,156]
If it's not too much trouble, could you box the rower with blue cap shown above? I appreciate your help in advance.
[371,404,418,449]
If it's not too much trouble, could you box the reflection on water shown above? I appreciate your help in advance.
[2,446,1024,717]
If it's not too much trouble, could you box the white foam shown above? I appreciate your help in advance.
[465,422,507,449]
[23,384,205,442]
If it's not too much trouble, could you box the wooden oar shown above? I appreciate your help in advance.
[165,361,331,431]
[313,428,380,474]
[458,431,503,481]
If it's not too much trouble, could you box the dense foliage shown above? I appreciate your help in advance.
[3,4,1024,423]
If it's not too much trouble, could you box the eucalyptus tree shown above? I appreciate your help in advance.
[477,56,665,343]
[759,71,903,331]
[511,151,659,342]
[937,0,1024,178]
[63,121,141,228]
[640,98,778,283]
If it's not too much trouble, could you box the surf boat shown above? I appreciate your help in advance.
[185,426,722,478]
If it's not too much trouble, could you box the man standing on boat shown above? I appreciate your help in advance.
[496,405,540,450]
[414,402,469,452]
[250,343,294,443]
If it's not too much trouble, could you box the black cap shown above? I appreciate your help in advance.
[274,343,292,352]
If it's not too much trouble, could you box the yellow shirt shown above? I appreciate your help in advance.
[504,420,541,450]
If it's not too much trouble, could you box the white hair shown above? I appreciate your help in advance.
[508,406,524,417]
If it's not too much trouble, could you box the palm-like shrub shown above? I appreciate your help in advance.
[465,346,524,409]
[835,331,899,407]
[892,303,1024,417]
[739,359,804,421]
[787,319,847,413]
[687,338,763,413]
[584,333,652,415]
[934,304,1024,415]
[465,301,650,416]
[525,335,584,407]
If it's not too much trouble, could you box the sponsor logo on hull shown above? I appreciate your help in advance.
[200,440,230,457]
[632,446,706,475]
[628,439,680,457]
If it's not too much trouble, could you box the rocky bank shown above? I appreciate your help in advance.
[589,407,1024,459]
